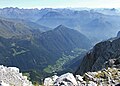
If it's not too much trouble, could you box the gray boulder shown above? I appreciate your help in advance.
[76,75,83,82]
[0,65,33,86]
[87,81,97,86]
[54,73,77,86]
[44,77,53,86]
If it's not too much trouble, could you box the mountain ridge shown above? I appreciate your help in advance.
[0,22,92,81]
[75,34,120,75]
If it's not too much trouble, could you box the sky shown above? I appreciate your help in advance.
[0,0,120,9]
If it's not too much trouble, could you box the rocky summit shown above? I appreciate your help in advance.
[44,67,120,86]
[0,65,33,86]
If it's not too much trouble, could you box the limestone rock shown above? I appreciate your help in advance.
[0,65,33,86]
[84,73,94,81]
[44,67,120,86]
[76,75,83,82]
[0,81,10,86]
[54,73,77,86]
[52,75,59,82]
[87,81,97,86]
[44,77,53,86]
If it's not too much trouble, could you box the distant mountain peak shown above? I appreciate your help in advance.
[111,8,116,11]
[42,11,64,18]
[117,31,120,37]
[54,24,69,31]
[56,24,67,28]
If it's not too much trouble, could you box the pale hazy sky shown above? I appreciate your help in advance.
[0,0,120,9]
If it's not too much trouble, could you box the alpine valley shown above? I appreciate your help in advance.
[0,7,120,86]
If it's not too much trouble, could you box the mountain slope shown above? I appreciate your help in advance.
[81,18,114,42]
[0,24,92,79]
[39,25,91,52]
[75,36,120,75]
[0,18,42,38]
[34,25,92,67]
[22,20,51,32]
[36,11,67,28]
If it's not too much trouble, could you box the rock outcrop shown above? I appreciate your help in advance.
[0,65,33,86]
[103,56,120,68]
[75,37,120,75]
[54,73,77,86]
[44,67,120,86]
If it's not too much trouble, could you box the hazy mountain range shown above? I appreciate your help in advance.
[0,7,120,84]
[0,7,120,43]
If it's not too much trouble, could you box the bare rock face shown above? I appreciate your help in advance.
[103,57,120,68]
[75,37,120,75]
[54,73,78,86]
[0,81,10,86]
[0,65,33,86]
[76,75,83,82]
[44,73,78,86]
[44,77,53,86]
[44,75,58,86]
[44,67,120,86]
[82,68,120,86]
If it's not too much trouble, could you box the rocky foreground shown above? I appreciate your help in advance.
[0,65,33,86]
[44,67,120,86]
